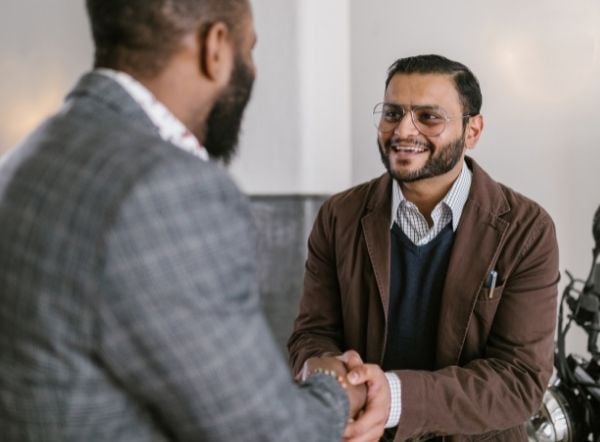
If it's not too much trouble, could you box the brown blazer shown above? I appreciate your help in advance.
[288,157,560,441]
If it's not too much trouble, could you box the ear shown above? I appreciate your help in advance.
[198,22,234,86]
[464,114,484,150]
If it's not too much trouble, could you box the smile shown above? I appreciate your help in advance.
[391,145,428,154]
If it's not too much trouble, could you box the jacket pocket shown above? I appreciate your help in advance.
[461,284,506,360]
[477,281,505,302]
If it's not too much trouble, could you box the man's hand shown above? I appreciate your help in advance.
[342,359,391,442]
[299,353,367,419]
[298,355,346,382]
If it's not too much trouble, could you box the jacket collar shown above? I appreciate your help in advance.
[463,156,510,219]
[65,71,158,136]
[362,173,393,323]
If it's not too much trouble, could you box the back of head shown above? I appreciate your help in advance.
[385,54,482,116]
[85,0,248,78]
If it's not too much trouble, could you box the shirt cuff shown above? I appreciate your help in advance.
[384,372,401,428]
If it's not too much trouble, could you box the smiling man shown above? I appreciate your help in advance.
[289,54,561,441]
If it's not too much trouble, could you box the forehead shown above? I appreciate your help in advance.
[384,73,461,110]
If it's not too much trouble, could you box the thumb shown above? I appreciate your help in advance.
[337,350,363,369]
[346,364,369,385]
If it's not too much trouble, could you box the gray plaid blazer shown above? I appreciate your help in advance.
[0,73,348,441]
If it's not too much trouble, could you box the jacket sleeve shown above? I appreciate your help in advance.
[96,157,349,441]
[394,213,560,440]
[288,199,346,375]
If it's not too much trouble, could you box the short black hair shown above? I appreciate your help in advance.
[385,54,482,116]
[86,0,248,78]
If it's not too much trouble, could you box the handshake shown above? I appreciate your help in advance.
[299,350,392,442]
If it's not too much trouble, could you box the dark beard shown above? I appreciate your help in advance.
[379,132,466,183]
[203,55,255,164]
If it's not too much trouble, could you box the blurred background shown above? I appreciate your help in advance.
[2,0,600,357]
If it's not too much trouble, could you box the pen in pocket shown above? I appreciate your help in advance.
[486,270,498,299]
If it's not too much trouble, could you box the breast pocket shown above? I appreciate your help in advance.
[462,283,507,361]
[474,281,505,325]
[477,280,505,302]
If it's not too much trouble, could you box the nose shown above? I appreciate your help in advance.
[392,110,420,137]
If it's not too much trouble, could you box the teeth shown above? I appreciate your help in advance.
[393,146,426,153]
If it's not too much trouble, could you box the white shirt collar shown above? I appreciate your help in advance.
[390,161,472,230]
[95,68,209,162]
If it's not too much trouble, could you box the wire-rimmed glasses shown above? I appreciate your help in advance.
[373,102,471,137]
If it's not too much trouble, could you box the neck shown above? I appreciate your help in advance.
[143,80,204,137]
[399,162,463,223]
[129,64,213,143]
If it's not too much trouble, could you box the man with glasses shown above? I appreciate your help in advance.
[288,54,560,441]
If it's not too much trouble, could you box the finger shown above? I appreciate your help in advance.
[344,436,381,442]
[343,405,387,439]
[343,420,386,441]
[337,350,363,369]
[344,435,379,442]
[346,363,379,386]
[347,364,389,393]
[343,419,385,442]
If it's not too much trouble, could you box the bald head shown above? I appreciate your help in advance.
[86,0,249,78]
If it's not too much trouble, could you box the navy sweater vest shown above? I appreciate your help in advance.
[382,223,455,371]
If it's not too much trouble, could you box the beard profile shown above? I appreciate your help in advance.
[203,55,255,164]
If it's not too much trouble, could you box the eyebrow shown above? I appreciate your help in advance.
[383,102,445,111]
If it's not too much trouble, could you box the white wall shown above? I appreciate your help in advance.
[0,0,93,156]
[2,0,599,355]
[229,0,352,194]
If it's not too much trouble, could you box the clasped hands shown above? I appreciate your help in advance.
[299,351,391,442]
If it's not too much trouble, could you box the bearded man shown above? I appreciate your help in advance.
[0,1,384,440]
[289,54,560,441]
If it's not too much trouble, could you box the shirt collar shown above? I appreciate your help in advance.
[390,161,472,230]
[95,68,209,162]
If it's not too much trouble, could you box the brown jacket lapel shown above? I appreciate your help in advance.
[436,158,511,367]
[361,174,393,324]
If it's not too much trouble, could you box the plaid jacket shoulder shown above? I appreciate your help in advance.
[0,73,348,441]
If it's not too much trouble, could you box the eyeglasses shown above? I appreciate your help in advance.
[373,102,471,137]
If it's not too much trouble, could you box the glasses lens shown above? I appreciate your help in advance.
[412,107,448,136]
[373,103,404,134]
[373,103,449,136]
